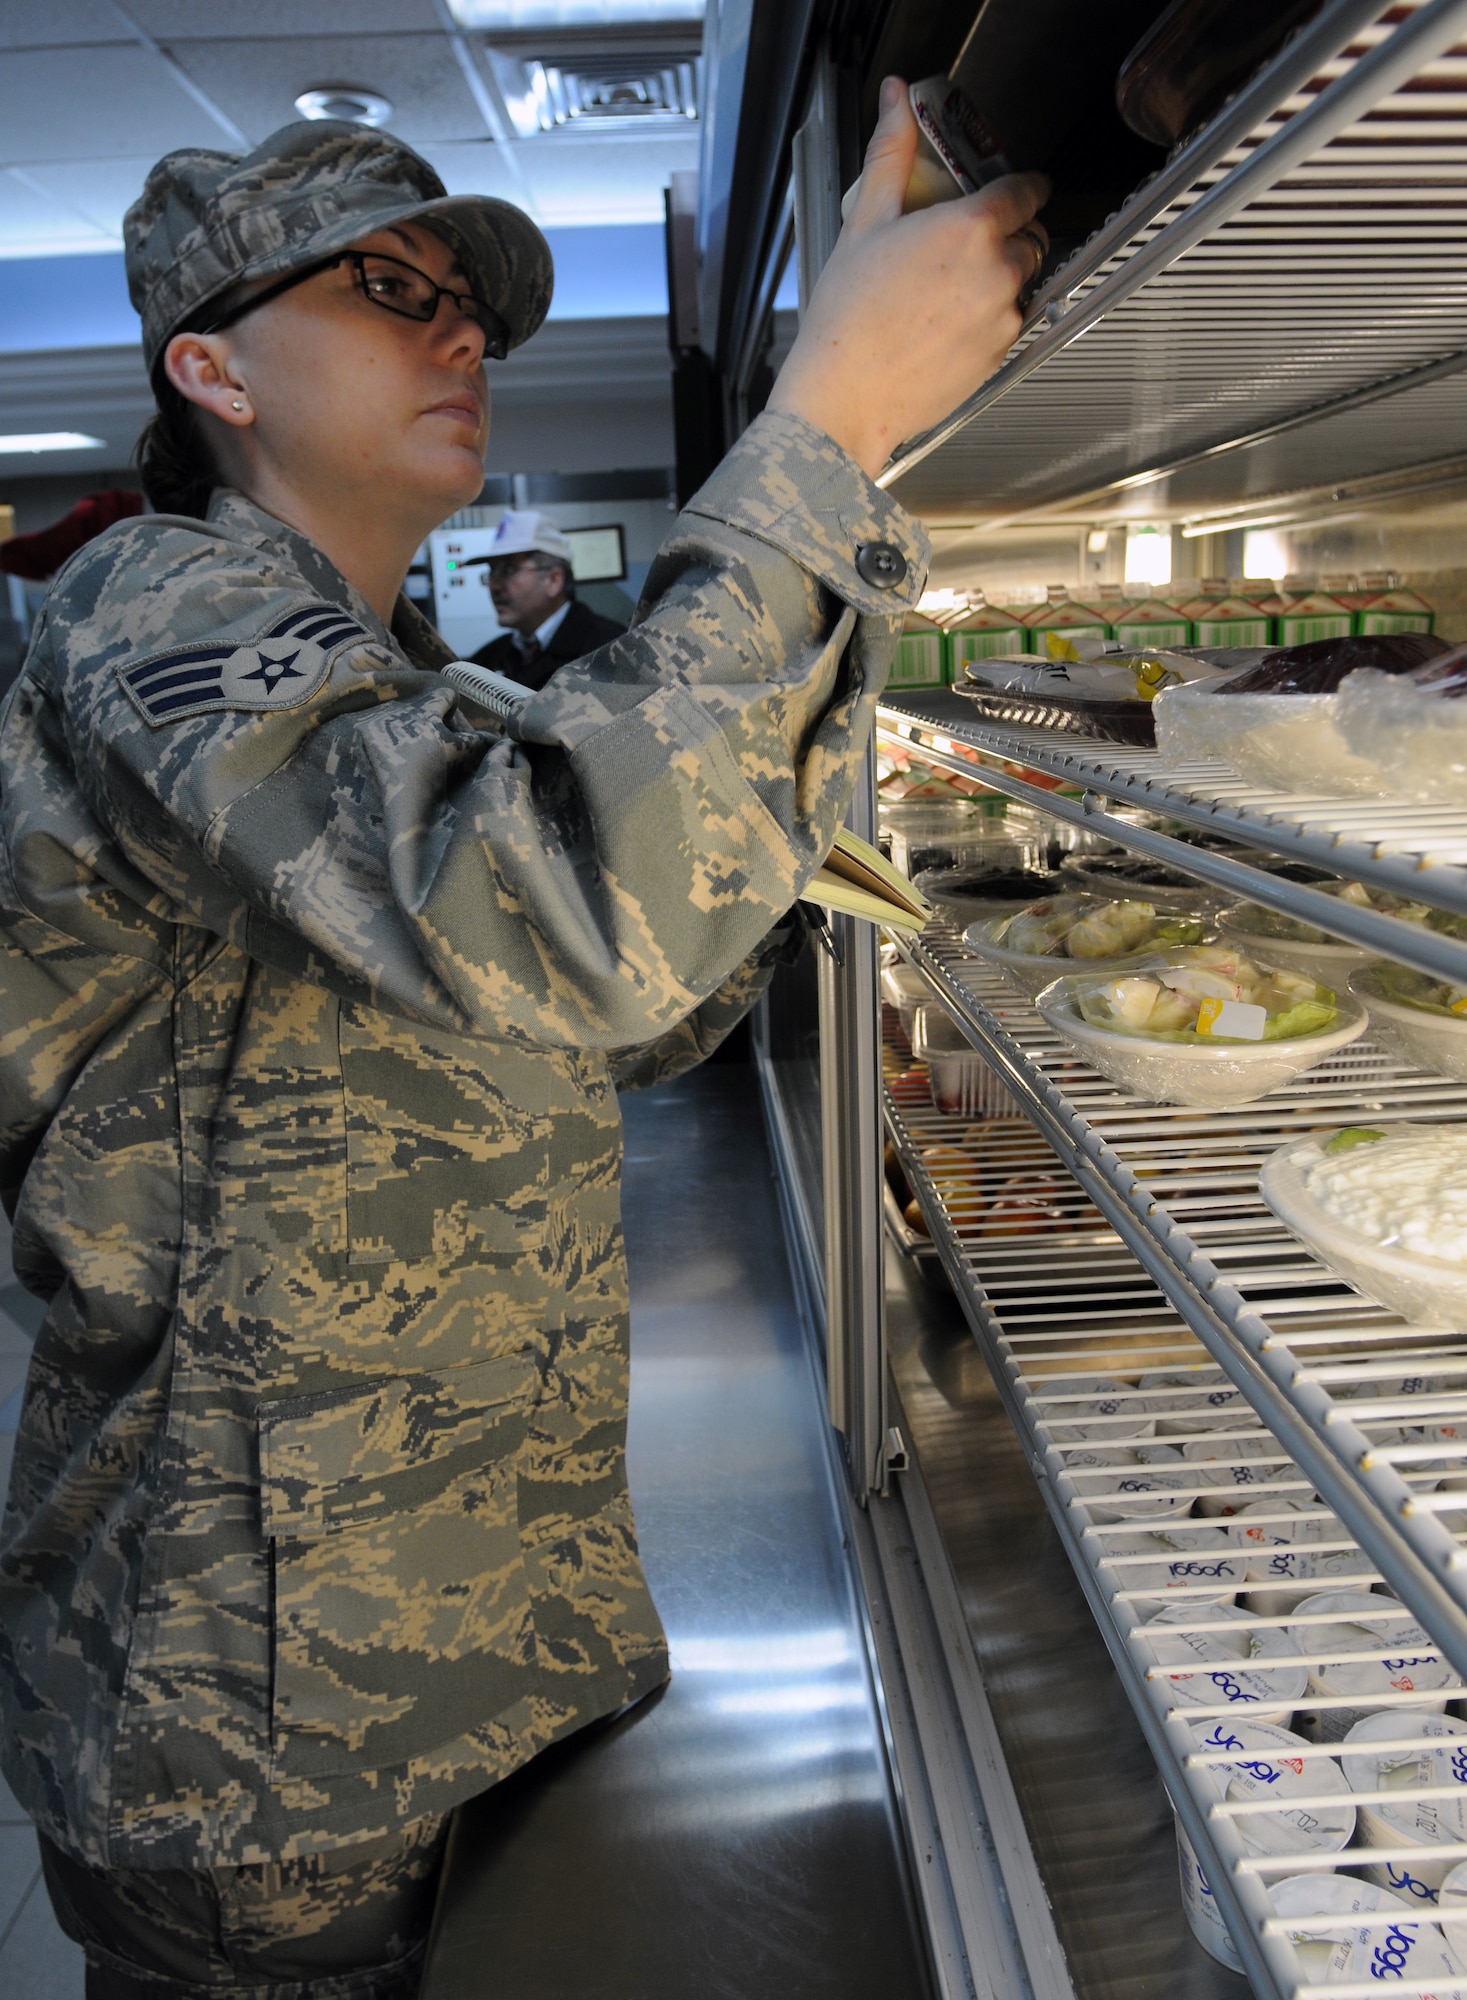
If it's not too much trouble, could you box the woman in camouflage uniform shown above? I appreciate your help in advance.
[0,80,1045,2000]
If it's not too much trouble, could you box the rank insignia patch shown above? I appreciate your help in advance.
[118,602,373,725]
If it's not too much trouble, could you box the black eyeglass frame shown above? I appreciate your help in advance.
[196,249,512,359]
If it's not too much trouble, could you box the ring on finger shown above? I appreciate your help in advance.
[1014,225,1046,277]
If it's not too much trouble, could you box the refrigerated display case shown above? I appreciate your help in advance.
[723,3,1467,1996]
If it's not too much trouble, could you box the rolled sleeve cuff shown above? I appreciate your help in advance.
[681,411,931,618]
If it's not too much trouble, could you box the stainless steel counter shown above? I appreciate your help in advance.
[421,1067,935,2000]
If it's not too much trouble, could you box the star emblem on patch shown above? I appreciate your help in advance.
[117,603,374,725]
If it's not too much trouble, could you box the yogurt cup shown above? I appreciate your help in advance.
[1266,1873,1466,1990]
[1140,1365,1249,1437]
[1177,1717,1354,1972]
[1289,1590,1452,1742]
[1184,1436,1286,1518]
[1227,1499,1376,1616]
[1439,1859,1467,1956]
[1103,1525,1244,1621]
[1063,1443,1190,1524]
[1033,1373,1156,1445]
[1343,1711,1467,1902]
[1146,1602,1308,1729]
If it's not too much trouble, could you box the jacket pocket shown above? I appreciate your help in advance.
[259,1353,539,1780]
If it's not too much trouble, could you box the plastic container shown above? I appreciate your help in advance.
[1103,1525,1244,1619]
[1289,1590,1452,1742]
[1176,1718,1354,1971]
[1154,680,1389,796]
[1350,963,1467,1083]
[1057,851,1220,914]
[1215,903,1373,990]
[1262,1874,1463,1989]
[1036,972,1367,1111]
[1062,1442,1190,1523]
[1333,668,1467,809]
[911,865,1066,928]
[1139,1365,1249,1436]
[1260,1128,1467,1331]
[882,802,1043,881]
[1343,1711,1467,1901]
[881,961,931,1047]
[912,1005,1020,1119]
[1227,1499,1375,1616]
[963,896,1211,1003]
[1184,1435,1284,1517]
[1145,1600,1308,1728]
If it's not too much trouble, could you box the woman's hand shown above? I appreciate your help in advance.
[768,76,1050,480]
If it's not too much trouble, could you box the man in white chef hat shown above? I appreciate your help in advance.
[468,506,626,689]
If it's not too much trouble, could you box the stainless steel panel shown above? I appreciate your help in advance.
[421,1069,934,2000]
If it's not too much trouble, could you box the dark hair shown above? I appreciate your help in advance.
[135,379,218,519]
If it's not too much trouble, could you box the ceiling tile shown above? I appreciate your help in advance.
[513,129,696,224]
[0,173,115,255]
[0,2,131,50]
[168,34,489,146]
[415,140,528,205]
[19,159,159,241]
[129,0,442,35]
[0,45,229,161]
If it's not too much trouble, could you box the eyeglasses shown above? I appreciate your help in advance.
[200,250,512,359]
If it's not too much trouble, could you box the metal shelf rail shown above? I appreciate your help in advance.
[881,0,1467,524]
[882,996,1467,1998]
[879,690,1467,989]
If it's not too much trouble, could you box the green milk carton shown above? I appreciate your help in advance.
[949,593,1029,673]
[1181,578,1273,649]
[1024,584,1109,659]
[1112,583,1192,651]
[1355,571,1435,636]
[887,612,949,690]
[1275,576,1352,648]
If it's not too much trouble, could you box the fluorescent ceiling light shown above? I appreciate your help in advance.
[0,432,104,454]
[449,1,702,21]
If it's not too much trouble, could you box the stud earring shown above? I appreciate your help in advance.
[230,399,245,412]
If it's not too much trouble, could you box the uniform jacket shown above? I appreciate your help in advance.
[469,598,626,692]
[0,411,926,1871]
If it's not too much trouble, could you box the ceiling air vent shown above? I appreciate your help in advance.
[489,51,700,135]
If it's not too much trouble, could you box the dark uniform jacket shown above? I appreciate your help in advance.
[470,598,626,692]
[0,412,926,1872]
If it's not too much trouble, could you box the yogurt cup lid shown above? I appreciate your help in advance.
[1288,1592,1452,1702]
[1146,1602,1309,1714]
[1228,1501,1375,1585]
[1065,1443,1190,1522]
[1189,1717,1354,1856]
[1036,1373,1155,1441]
[1268,1875,1463,1988]
[1343,1711,1467,1845]
[1105,1526,1245,1602]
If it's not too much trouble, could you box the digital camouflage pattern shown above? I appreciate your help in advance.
[0,408,926,1870]
[42,1813,446,1995]
[126,118,554,374]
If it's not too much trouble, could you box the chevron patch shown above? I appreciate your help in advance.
[117,602,373,726]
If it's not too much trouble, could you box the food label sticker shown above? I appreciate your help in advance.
[1196,997,1267,1041]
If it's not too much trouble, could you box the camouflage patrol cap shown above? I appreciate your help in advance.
[125,119,554,377]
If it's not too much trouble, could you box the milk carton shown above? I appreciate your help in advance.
[887,612,948,690]
[949,594,1029,671]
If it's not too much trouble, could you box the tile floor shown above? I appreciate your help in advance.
[0,1210,85,1996]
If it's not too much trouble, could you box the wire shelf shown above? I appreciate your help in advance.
[882,991,1467,1997]
[878,692,1467,992]
[882,0,1467,521]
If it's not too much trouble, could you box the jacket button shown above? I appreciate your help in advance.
[855,541,907,589]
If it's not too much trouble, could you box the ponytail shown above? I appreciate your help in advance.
[135,381,218,520]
